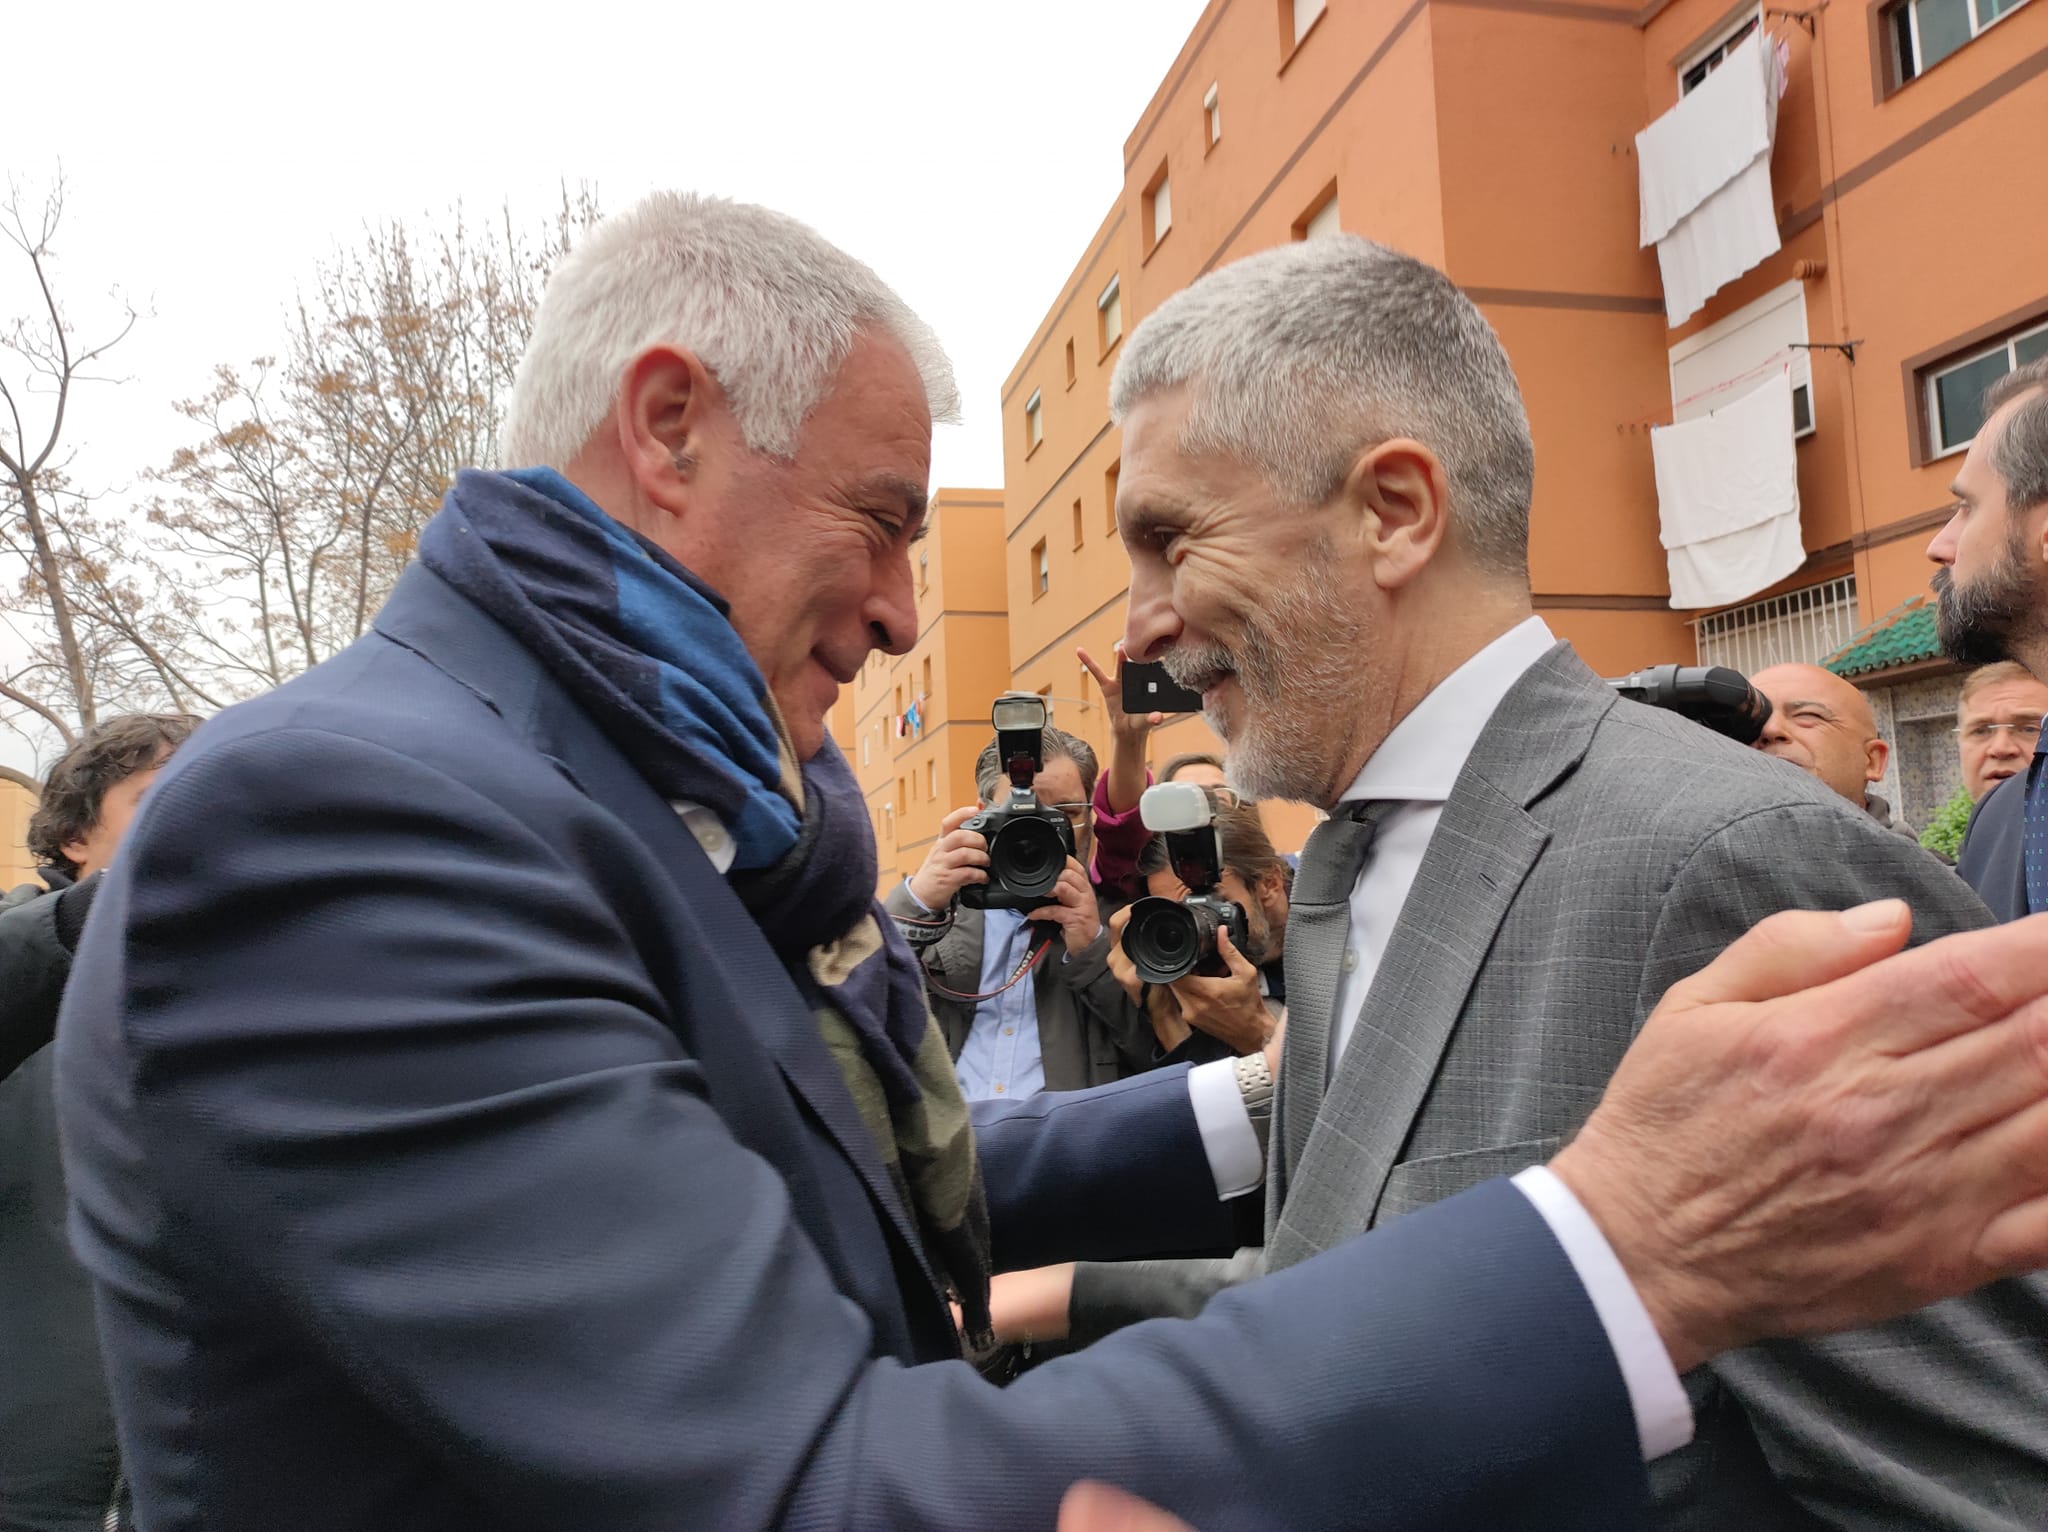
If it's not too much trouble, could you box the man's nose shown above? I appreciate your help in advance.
[1124,565,1181,664]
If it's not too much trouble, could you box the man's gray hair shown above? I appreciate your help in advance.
[975,726,1100,806]
[1109,236,1535,578]
[502,192,960,468]
[1986,358,2048,517]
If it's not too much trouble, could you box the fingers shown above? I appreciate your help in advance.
[938,805,980,835]
[1906,992,2048,1142]
[1078,647,1115,695]
[1662,902,1912,1012]
[1109,906,1132,935]
[1824,910,2048,1056]
[1058,1483,1195,1532]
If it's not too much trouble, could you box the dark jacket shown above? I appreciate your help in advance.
[1958,773,2027,921]
[881,884,1154,1090]
[55,562,1646,1529]
[1,870,121,1532]
[1,869,91,1082]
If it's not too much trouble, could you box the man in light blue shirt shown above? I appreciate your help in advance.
[886,727,1154,1099]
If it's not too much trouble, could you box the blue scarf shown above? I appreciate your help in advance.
[417,468,991,1342]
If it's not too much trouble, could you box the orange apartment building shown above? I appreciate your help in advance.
[838,489,1013,890]
[2,777,36,887]
[999,0,2047,834]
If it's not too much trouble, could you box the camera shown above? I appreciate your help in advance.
[1608,663,1772,746]
[958,693,1078,913]
[1120,783,1249,985]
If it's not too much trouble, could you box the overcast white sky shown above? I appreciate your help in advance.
[2,0,1207,773]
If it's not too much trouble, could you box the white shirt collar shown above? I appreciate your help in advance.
[1339,616,1557,805]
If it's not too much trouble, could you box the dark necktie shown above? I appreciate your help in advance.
[2023,721,2048,913]
[1279,799,1396,1179]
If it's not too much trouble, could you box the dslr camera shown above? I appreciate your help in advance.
[1120,783,1249,985]
[959,693,1078,913]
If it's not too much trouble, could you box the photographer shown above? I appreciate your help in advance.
[885,716,1153,1098]
[1108,792,1291,1066]
[3,712,197,1532]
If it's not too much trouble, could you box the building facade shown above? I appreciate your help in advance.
[2,777,37,888]
[998,0,2046,834]
[840,489,1011,892]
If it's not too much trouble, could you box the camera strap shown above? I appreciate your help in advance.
[925,930,1055,1004]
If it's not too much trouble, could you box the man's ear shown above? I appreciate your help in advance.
[616,346,720,519]
[1865,736,1890,784]
[1339,438,1452,593]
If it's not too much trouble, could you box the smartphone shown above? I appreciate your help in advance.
[1121,660,1207,716]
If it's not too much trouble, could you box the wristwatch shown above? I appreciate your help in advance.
[1233,1051,1275,1155]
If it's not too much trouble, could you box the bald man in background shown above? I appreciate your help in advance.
[1750,663,1915,837]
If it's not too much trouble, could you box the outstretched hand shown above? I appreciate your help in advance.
[1554,900,2048,1374]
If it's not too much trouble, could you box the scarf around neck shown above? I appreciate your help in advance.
[417,467,992,1344]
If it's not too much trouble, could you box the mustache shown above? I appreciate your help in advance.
[1162,644,1233,691]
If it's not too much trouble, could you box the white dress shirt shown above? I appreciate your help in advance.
[1320,617,1693,1459]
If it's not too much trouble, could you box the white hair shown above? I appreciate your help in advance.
[1109,235,1535,578]
[501,192,960,468]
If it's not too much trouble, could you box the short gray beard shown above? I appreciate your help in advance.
[1163,549,1367,806]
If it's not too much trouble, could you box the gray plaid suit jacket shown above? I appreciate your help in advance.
[1079,642,2048,1529]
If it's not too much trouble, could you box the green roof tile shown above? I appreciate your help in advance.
[1825,598,1941,678]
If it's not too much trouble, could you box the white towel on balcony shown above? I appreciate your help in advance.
[1652,368,1804,610]
[1637,31,1774,245]
[1638,31,1782,326]
[1655,156,1781,328]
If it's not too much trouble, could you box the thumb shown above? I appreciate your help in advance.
[1216,924,1256,979]
[1665,900,1912,1011]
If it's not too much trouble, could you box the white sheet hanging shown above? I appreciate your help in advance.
[1637,31,1774,246]
[1638,32,1783,327]
[1652,369,1804,610]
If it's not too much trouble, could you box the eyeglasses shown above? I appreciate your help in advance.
[1046,802,1093,827]
[1955,718,2045,742]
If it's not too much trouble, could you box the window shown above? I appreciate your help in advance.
[1668,279,1816,440]
[926,761,937,800]
[1296,188,1341,241]
[1287,0,1326,49]
[1203,83,1221,148]
[1025,389,1043,452]
[1104,460,1121,535]
[861,736,870,766]
[1065,338,1076,387]
[1033,538,1050,598]
[1144,169,1172,251]
[1926,319,2048,457]
[917,549,928,590]
[894,683,903,716]
[1098,276,1123,353]
[1890,0,2028,84]
[897,777,908,813]
[1073,498,1085,549]
[1679,11,1760,94]
[921,656,932,699]
[1695,576,1861,672]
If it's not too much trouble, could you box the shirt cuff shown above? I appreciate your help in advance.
[1511,1165,1694,1463]
[1185,1060,1264,1201]
[898,877,936,917]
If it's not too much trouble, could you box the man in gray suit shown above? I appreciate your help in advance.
[885,726,1155,1096]
[1076,236,2046,1528]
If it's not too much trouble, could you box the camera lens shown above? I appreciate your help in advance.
[989,816,1065,900]
[1124,896,1219,986]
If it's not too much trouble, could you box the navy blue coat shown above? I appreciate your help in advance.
[55,564,1645,1529]
[1958,773,2027,921]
